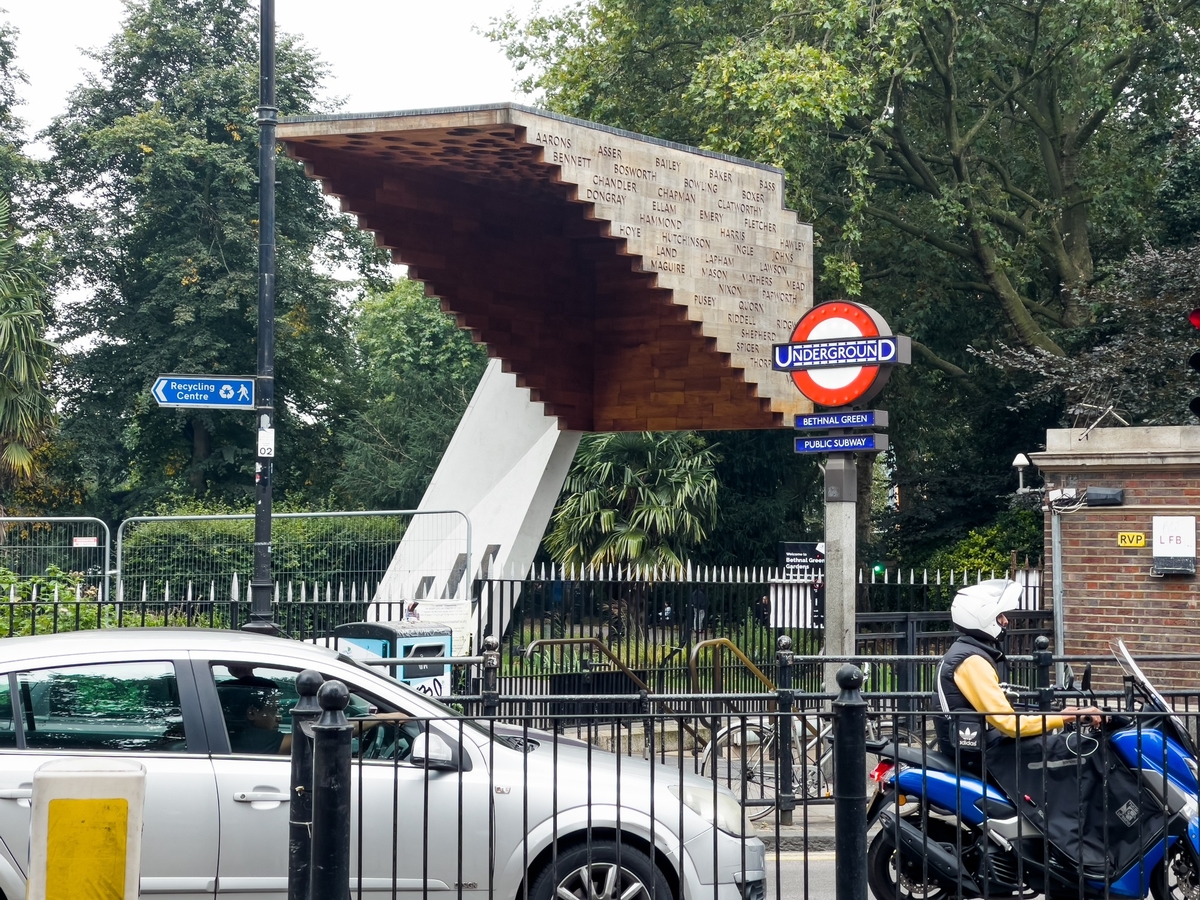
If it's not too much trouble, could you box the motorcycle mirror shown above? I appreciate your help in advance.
[1064,664,1076,691]
[1081,663,1092,694]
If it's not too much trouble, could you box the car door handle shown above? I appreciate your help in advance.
[232,791,291,803]
[0,789,32,800]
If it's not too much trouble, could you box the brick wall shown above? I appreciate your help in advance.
[1031,427,1200,691]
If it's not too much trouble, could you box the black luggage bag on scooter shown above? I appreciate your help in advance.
[987,731,1168,880]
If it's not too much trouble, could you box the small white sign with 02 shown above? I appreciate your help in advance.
[257,428,275,458]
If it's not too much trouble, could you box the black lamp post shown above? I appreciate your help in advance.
[245,0,279,635]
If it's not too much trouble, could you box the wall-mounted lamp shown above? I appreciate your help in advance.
[1084,486,1125,507]
[1012,453,1032,493]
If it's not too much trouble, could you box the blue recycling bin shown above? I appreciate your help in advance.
[333,621,453,698]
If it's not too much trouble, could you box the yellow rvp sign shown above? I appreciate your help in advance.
[1118,532,1146,548]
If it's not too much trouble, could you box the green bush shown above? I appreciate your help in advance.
[0,566,192,636]
[120,512,408,592]
[923,508,1043,575]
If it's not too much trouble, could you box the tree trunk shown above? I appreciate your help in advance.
[189,418,211,494]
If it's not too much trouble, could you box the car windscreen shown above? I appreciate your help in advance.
[337,653,494,740]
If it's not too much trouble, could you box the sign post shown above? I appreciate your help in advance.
[247,0,279,635]
[149,2,278,636]
[773,302,909,691]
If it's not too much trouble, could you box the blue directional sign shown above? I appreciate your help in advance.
[152,375,255,410]
[795,410,888,431]
[795,434,888,454]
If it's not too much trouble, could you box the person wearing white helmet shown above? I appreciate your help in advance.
[934,578,1103,770]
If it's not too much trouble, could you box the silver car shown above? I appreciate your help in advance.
[0,629,765,900]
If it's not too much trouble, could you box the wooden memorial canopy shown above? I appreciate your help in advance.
[279,104,814,431]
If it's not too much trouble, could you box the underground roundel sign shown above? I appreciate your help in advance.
[772,302,910,407]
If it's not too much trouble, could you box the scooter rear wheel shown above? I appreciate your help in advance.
[1151,844,1200,900]
[866,828,951,900]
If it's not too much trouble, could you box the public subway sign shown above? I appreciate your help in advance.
[795,434,889,454]
[773,302,911,408]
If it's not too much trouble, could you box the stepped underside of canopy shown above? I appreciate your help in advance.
[279,104,814,431]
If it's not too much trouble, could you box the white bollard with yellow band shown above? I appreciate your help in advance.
[26,759,146,900]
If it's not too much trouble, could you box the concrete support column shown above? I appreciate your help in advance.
[823,454,857,694]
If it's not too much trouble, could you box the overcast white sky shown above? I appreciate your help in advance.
[3,0,567,153]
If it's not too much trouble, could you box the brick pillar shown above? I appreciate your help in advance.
[1030,427,1200,689]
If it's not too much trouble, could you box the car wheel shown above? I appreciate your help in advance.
[531,841,673,900]
[1151,844,1200,900]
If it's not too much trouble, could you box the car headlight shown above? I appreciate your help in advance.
[668,783,751,837]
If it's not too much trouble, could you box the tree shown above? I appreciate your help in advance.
[335,279,488,510]
[493,0,1198,562]
[694,429,823,567]
[0,196,53,484]
[42,0,388,518]
[545,431,719,569]
[979,243,1200,426]
[0,19,53,498]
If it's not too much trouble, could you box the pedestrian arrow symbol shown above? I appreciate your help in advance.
[152,375,255,410]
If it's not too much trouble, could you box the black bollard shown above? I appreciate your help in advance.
[775,635,796,826]
[832,664,867,900]
[481,635,500,718]
[288,669,323,900]
[310,679,352,900]
[1034,635,1054,713]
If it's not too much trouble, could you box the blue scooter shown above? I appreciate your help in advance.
[864,639,1200,900]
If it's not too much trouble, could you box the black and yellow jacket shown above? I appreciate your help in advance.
[935,634,1065,752]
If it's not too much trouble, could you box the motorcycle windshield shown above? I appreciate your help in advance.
[1111,638,1198,757]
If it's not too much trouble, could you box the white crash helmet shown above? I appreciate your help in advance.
[950,579,1024,640]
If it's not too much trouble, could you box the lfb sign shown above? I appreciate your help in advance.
[1152,516,1196,575]
[773,302,911,407]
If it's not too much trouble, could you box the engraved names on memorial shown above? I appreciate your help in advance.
[278,105,815,426]
[517,110,814,419]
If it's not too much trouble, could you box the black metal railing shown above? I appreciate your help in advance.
[289,656,1200,900]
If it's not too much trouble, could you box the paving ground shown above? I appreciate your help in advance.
[753,804,837,851]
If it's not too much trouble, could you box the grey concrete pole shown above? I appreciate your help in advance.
[1051,507,1065,686]
[823,455,857,694]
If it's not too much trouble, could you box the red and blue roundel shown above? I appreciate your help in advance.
[773,302,906,407]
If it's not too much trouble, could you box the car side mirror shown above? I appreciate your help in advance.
[411,732,457,770]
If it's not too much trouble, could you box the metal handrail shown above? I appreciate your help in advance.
[523,638,654,695]
[688,637,777,695]
[523,637,705,745]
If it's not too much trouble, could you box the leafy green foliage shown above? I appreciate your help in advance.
[978,242,1200,425]
[334,279,488,510]
[695,429,823,566]
[119,495,407,590]
[0,19,53,497]
[493,0,1197,563]
[1158,126,1200,246]
[42,0,388,517]
[0,196,53,482]
[545,432,719,568]
[922,507,1043,575]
